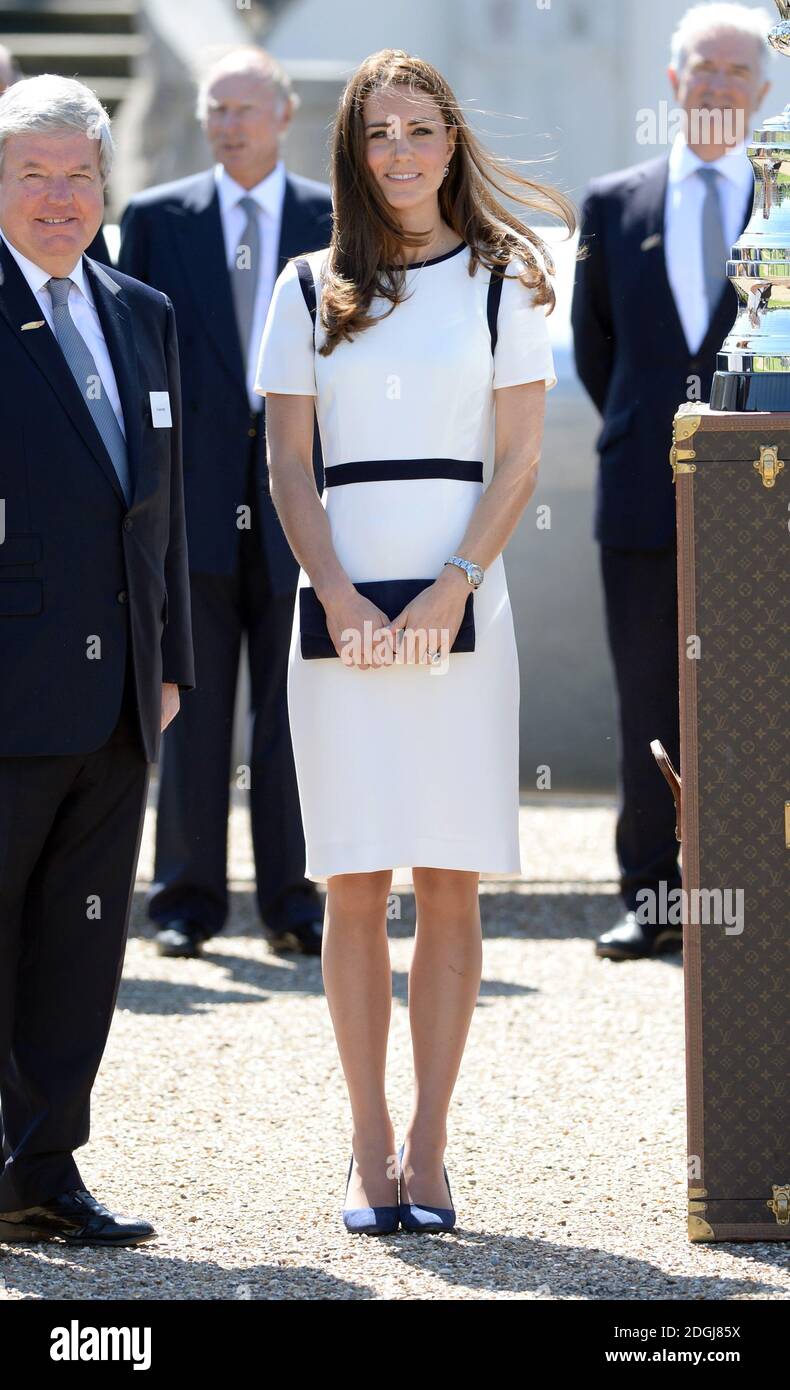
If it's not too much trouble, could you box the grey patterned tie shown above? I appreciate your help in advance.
[47,276,132,505]
[698,166,728,321]
[230,195,260,370]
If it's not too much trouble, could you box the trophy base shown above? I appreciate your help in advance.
[709,370,790,411]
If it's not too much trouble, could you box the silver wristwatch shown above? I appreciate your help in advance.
[444,556,484,589]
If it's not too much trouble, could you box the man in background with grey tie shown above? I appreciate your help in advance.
[571,3,771,960]
[0,75,194,1242]
[119,49,332,959]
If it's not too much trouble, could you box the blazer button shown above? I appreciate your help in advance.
[248,426,257,438]
[123,517,133,531]
[117,589,128,604]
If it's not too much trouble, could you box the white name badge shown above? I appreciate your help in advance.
[149,391,172,428]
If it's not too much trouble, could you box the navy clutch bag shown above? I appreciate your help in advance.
[299,578,476,660]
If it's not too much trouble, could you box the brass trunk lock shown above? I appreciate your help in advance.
[767,1183,790,1225]
[753,445,785,487]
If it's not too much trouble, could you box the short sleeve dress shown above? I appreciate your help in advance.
[255,240,556,881]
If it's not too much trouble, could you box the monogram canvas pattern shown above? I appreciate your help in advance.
[677,409,790,1239]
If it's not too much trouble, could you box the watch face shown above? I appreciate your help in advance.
[470,565,484,587]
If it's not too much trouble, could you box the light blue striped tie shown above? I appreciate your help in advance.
[47,276,132,505]
[230,195,260,370]
[698,167,728,321]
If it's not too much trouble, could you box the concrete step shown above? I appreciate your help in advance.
[0,32,145,56]
[1,31,146,80]
[0,1,137,36]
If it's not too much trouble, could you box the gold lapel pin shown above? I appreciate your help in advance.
[20,319,46,331]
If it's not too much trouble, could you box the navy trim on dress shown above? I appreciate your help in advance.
[323,458,484,487]
[294,246,504,354]
[387,240,467,269]
[487,267,505,355]
[296,258,318,345]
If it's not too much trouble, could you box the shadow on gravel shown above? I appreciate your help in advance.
[129,885,683,949]
[386,1230,788,1299]
[119,887,680,1017]
[1,1233,784,1301]
[0,1245,379,1301]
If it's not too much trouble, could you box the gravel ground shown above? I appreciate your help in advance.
[0,789,787,1302]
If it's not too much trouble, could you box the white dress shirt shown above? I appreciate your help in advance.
[0,228,126,434]
[664,131,754,355]
[215,160,286,410]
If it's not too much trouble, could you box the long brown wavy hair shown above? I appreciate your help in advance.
[314,49,576,356]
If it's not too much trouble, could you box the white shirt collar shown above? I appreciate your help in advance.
[0,227,90,299]
[668,129,753,193]
[215,159,286,220]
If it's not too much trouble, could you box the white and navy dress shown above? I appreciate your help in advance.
[255,240,556,880]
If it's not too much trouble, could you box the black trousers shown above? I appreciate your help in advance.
[599,544,682,912]
[0,649,150,1210]
[149,425,307,932]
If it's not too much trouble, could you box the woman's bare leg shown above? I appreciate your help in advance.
[322,868,398,1208]
[400,867,482,1208]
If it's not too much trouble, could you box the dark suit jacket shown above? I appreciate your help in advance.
[117,169,333,590]
[571,155,753,549]
[86,225,112,266]
[0,241,195,762]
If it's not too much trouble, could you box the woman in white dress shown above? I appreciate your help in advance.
[256,49,574,1234]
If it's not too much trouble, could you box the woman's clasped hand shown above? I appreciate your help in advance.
[322,573,469,668]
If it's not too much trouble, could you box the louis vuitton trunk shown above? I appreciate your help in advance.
[669,402,789,1242]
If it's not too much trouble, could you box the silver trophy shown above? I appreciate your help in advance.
[711,0,790,409]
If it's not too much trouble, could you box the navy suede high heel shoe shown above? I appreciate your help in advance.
[398,1143,457,1233]
[342,1153,400,1235]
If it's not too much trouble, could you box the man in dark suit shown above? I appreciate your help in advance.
[571,6,770,959]
[0,75,194,1244]
[119,48,332,959]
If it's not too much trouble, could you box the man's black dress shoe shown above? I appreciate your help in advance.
[268,918,323,956]
[596,911,683,960]
[0,1189,156,1246]
[154,920,211,958]
[263,886,324,956]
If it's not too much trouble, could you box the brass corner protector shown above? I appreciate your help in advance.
[753,445,785,488]
[688,1191,713,1240]
[671,412,700,482]
[688,1214,715,1241]
[674,409,702,441]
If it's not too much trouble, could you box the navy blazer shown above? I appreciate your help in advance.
[0,241,195,761]
[571,155,753,549]
[117,168,333,590]
[85,225,112,266]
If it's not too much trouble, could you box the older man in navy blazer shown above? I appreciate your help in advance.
[0,76,194,1243]
[571,5,770,960]
[119,48,332,959]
